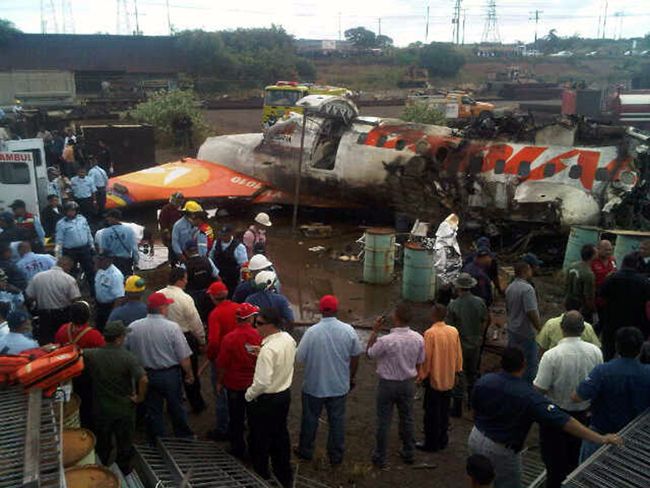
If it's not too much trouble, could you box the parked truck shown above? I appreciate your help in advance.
[406,91,494,120]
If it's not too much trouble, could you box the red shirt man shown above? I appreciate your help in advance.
[206,282,239,361]
[215,302,262,458]
[591,240,616,307]
[216,303,262,391]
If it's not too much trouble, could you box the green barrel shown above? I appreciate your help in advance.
[613,233,645,265]
[363,228,395,284]
[402,243,436,302]
[563,226,600,269]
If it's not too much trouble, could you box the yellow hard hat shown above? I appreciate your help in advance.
[182,200,203,213]
[125,275,146,292]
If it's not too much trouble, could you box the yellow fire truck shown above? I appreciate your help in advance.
[263,81,351,128]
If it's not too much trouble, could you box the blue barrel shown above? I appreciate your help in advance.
[563,226,600,269]
[363,228,395,284]
[402,243,436,302]
[613,233,645,265]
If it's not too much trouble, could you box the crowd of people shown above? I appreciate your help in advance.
[3,185,650,488]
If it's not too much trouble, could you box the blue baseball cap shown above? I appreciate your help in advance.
[522,253,543,266]
[7,310,29,330]
[476,246,491,258]
[477,236,490,248]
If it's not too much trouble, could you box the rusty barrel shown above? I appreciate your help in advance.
[402,242,436,302]
[363,228,395,285]
[563,226,600,269]
[65,465,119,488]
[613,233,645,265]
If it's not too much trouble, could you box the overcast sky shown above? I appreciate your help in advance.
[2,0,650,46]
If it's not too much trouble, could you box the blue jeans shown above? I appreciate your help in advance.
[579,428,601,463]
[145,367,193,442]
[507,331,539,383]
[373,379,415,465]
[211,363,229,434]
[298,392,347,464]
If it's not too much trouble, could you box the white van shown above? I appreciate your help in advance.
[0,138,48,217]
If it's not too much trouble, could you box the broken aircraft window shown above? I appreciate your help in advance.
[494,159,506,174]
[543,164,556,178]
[357,133,368,144]
[518,161,531,176]
[376,135,388,147]
[395,139,406,151]
[569,165,583,179]
[595,167,610,181]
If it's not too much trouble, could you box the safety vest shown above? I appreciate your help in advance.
[198,222,215,251]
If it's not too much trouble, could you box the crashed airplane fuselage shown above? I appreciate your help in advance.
[197,95,647,228]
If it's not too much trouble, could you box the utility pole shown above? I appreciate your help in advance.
[166,0,172,35]
[134,0,141,35]
[425,6,429,43]
[529,10,542,53]
[338,12,342,41]
[378,17,381,36]
[602,0,608,39]
[462,9,467,45]
[452,0,462,45]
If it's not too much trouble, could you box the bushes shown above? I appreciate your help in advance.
[400,104,446,125]
[124,90,211,147]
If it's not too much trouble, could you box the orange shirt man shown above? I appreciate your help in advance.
[417,304,463,452]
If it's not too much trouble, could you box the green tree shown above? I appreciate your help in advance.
[0,18,21,44]
[176,30,235,76]
[345,27,377,48]
[400,104,446,125]
[376,35,394,49]
[418,43,465,78]
[124,90,211,147]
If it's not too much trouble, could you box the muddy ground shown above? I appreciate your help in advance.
[124,209,565,488]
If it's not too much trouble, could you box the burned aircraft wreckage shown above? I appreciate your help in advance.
[196,95,650,231]
[109,95,650,234]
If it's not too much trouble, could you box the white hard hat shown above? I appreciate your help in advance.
[249,254,273,271]
[254,212,272,227]
[255,270,277,290]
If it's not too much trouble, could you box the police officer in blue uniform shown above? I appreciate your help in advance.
[94,251,125,332]
[96,209,139,277]
[55,201,95,296]
[88,158,109,217]
[70,167,96,220]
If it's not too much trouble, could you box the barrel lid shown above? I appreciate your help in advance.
[365,227,395,235]
[65,465,119,488]
[63,428,96,467]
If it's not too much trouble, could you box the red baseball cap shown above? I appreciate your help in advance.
[207,281,228,298]
[236,303,259,320]
[147,292,174,308]
[319,295,339,313]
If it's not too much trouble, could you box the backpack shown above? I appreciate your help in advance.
[13,344,84,396]
[0,348,48,384]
